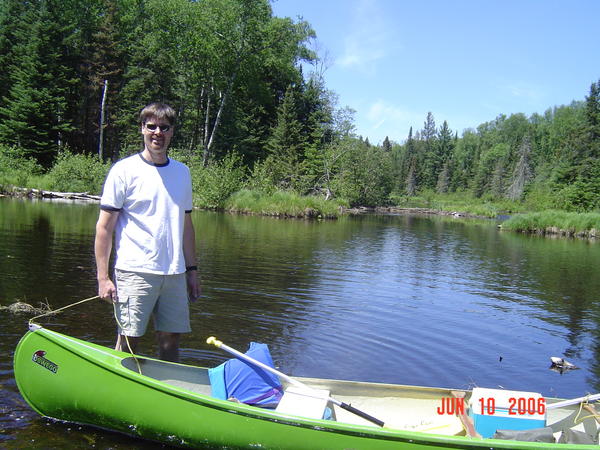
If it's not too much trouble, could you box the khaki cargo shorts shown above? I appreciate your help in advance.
[114,269,191,337]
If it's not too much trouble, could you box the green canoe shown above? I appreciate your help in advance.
[14,324,600,449]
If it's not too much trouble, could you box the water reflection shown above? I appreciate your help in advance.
[2,198,600,448]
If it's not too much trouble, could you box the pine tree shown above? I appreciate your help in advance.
[0,0,77,165]
[584,80,600,159]
[298,76,334,194]
[0,0,27,103]
[265,85,306,190]
[433,121,454,193]
[421,112,437,188]
[402,127,418,194]
[437,121,453,164]
[382,136,391,152]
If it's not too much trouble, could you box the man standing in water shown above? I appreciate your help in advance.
[95,102,200,362]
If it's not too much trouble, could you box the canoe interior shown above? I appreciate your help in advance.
[123,356,468,433]
[122,357,213,397]
[122,356,598,441]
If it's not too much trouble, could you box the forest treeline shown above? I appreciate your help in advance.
[0,0,599,214]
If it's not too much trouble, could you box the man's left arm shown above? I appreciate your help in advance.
[183,213,200,302]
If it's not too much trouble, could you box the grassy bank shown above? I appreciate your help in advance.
[500,210,600,237]
[224,189,347,219]
[390,191,528,218]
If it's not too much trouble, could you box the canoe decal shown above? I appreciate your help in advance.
[32,350,58,374]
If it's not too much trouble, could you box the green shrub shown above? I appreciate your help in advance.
[521,184,557,211]
[244,157,279,195]
[0,144,44,189]
[553,180,600,212]
[189,153,246,209]
[167,148,197,167]
[45,151,111,194]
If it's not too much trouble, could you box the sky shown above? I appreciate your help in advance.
[271,0,600,145]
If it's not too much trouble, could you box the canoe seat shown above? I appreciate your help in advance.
[275,386,332,420]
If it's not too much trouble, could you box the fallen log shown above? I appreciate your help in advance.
[7,187,100,201]
[40,190,101,201]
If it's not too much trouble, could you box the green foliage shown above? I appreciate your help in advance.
[387,80,600,217]
[0,145,44,188]
[521,183,557,211]
[584,80,600,158]
[263,86,306,191]
[330,138,394,207]
[553,178,600,212]
[546,154,600,212]
[244,157,279,195]
[183,151,246,209]
[389,190,527,217]
[501,210,600,235]
[0,0,319,167]
[0,0,80,166]
[44,151,111,194]
[225,189,345,218]
[472,142,510,197]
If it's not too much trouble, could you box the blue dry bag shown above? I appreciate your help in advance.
[208,342,283,408]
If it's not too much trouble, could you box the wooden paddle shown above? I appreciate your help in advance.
[206,336,385,427]
[451,391,481,437]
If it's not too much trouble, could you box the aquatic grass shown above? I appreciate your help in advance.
[225,189,345,218]
[501,210,600,236]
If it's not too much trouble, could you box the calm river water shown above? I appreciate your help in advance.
[1,198,599,448]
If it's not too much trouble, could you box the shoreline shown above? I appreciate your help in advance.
[1,186,101,201]
[344,206,485,219]
[2,188,598,239]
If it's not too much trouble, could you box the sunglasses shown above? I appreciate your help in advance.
[144,123,171,132]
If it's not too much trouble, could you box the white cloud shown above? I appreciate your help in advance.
[338,40,386,70]
[336,0,398,74]
[358,100,424,144]
[505,82,544,102]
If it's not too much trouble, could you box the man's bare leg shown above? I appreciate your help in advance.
[115,334,140,354]
[157,331,180,362]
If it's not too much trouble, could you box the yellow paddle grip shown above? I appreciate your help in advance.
[206,336,222,347]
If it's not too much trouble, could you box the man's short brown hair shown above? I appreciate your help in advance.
[139,102,176,125]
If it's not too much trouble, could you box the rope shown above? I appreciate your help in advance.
[575,398,600,425]
[29,295,100,325]
[112,303,142,374]
[28,294,143,375]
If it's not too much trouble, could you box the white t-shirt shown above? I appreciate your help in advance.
[100,153,193,275]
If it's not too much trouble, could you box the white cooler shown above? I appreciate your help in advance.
[469,388,546,438]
